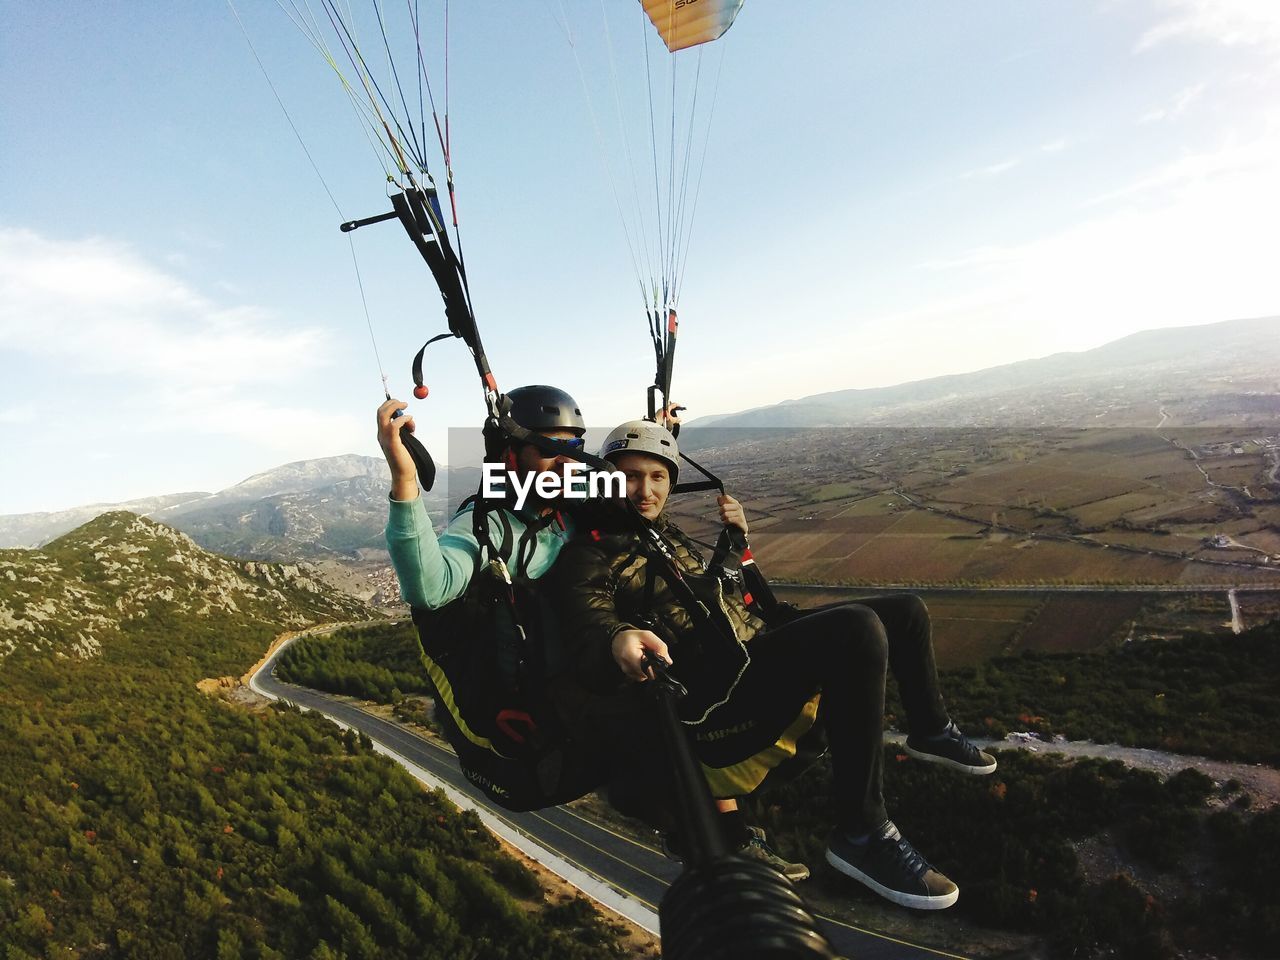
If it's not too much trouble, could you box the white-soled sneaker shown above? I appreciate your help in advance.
[825,820,958,910]
[905,721,997,775]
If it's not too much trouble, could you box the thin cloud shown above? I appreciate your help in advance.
[0,228,366,513]
[1137,0,1280,53]
[1087,129,1279,206]
[0,405,36,425]
[913,138,1280,371]
[1139,81,1207,123]
[918,245,1017,273]
[960,157,1021,180]
[0,227,327,392]
[958,140,1066,184]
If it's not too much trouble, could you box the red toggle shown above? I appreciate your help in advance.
[495,709,536,744]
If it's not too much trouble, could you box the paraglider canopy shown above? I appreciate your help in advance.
[641,0,745,52]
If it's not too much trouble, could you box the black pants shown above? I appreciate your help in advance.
[694,594,949,833]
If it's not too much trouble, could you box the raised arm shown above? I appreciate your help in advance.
[379,398,504,609]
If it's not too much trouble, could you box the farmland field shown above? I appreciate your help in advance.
[1201,452,1267,483]
[807,482,865,502]
[1235,526,1280,553]
[927,618,1022,666]
[1070,491,1169,527]
[1177,563,1280,586]
[1017,594,1144,653]
[1089,529,1191,552]
[925,464,1140,509]
[1237,590,1280,627]
[666,426,1280,652]
[768,586,1267,668]
[831,493,901,517]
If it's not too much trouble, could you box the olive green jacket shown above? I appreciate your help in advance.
[549,512,763,707]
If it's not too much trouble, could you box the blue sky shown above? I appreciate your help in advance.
[2,0,1278,513]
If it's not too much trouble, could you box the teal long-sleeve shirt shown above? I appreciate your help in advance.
[385,495,575,609]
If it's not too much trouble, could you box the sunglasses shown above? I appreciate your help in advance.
[524,436,586,452]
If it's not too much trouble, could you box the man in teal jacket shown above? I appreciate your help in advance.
[377,384,603,611]
[375,384,646,811]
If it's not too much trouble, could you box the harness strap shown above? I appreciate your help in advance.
[514,508,557,575]
[665,446,783,621]
[671,479,721,495]
[496,509,515,564]
[391,190,473,344]
[642,547,658,618]
[457,493,528,688]
[455,494,487,580]
[462,491,569,746]
[410,332,457,393]
[493,406,615,472]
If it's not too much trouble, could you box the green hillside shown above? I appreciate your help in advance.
[0,514,630,959]
[291,617,1280,959]
[0,511,368,662]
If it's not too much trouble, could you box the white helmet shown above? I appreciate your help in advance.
[600,419,680,485]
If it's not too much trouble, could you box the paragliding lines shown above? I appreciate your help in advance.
[673,41,726,304]
[227,0,391,397]
[545,2,740,417]
[372,0,431,177]
[643,16,667,309]
[317,0,425,179]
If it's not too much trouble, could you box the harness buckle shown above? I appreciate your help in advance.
[710,564,742,585]
[488,557,513,585]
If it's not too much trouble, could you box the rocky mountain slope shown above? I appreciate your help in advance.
[0,455,458,558]
[0,511,370,661]
[0,491,210,551]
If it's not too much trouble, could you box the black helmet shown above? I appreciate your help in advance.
[505,385,586,436]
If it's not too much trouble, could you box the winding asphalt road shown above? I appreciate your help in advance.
[250,630,970,960]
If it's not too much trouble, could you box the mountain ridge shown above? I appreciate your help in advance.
[4,315,1278,559]
[0,455,454,556]
[685,314,1280,432]
[0,511,371,661]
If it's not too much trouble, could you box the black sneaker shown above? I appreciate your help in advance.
[905,721,997,775]
[825,821,958,910]
[743,826,810,882]
[661,827,811,883]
